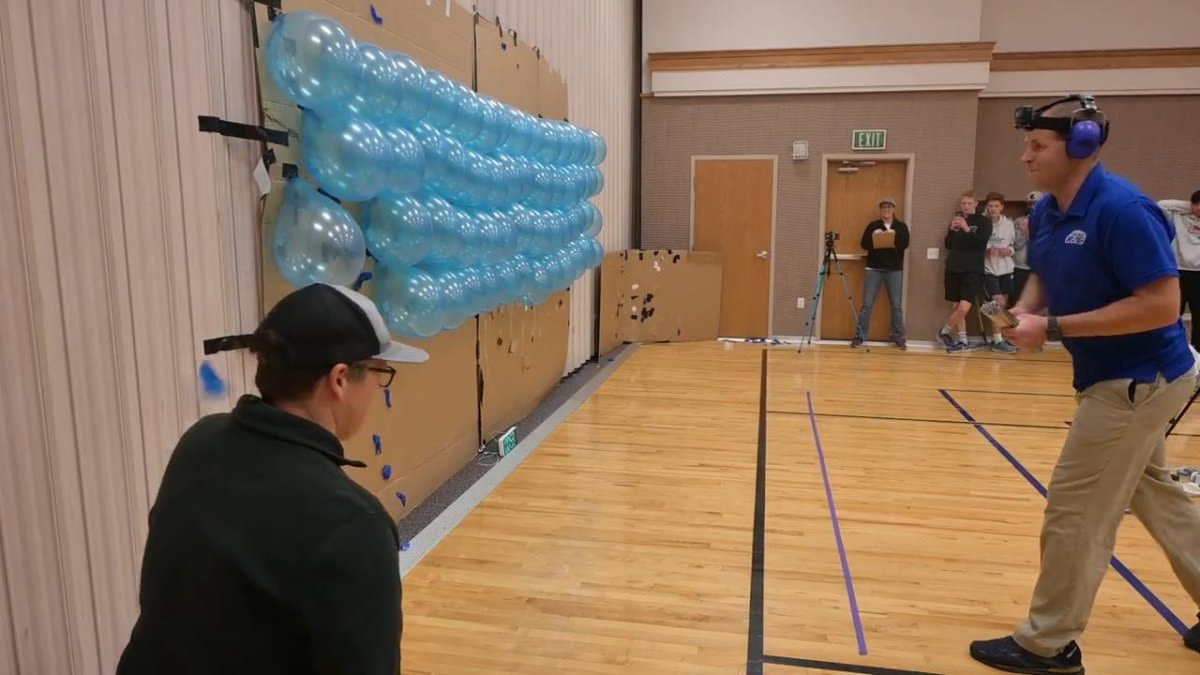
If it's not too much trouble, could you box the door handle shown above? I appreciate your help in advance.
[755,250,770,259]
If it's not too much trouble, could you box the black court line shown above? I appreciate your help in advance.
[747,349,767,675]
[943,387,1075,399]
[750,352,950,675]
[817,347,1070,366]
[763,653,943,674]
[767,409,1069,432]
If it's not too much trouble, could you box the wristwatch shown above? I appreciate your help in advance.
[1047,316,1063,341]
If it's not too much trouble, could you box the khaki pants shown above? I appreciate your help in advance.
[1014,364,1200,656]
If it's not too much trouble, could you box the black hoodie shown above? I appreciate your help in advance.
[116,395,401,675]
[860,219,911,270]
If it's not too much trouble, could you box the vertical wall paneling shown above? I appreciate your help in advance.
[470,0,635,370]
[0,0,262,672]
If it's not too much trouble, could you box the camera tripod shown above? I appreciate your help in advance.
[799,233,860,350]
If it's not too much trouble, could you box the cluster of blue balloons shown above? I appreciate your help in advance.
[264,10,607,338]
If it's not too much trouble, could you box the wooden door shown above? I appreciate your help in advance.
[692,158,775,338]
[819,160,908,341]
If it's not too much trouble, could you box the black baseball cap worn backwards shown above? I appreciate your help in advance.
[204,283,429,368]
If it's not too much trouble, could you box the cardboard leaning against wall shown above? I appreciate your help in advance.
[599,250,723,353]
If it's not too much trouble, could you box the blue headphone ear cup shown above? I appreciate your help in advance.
[1067,119,1102,159]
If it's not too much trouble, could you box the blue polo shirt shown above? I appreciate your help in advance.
[1028,164,1193,391]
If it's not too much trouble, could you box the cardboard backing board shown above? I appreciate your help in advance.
[251,0,480,519]
[474,15,571,441]
[478,291,571,440]
[599,250,723,349]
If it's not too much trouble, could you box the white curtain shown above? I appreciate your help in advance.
[0,1,260,672]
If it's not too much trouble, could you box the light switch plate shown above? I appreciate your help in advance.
[927,248,940,260]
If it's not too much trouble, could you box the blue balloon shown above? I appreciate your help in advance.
[389,52,430,123]
[423,71,460,129]
[588,237,605,267]
[490,260,521,307]
[429,269,470,329]
[372,263,445,338]
[273,178,365,288]
[347,43,402,122]
[363,194,434,267]
[449,84,484,144]
[584,202,602,237]
[423,196,468,264]
[380,123,425,195]
[265,12,361,111]
[587,129,607,165]
[472,97,508,153]
[300,108,390,202]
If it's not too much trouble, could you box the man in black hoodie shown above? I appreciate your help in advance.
[852,197,911,349]
[116,282,428,675]
[938,191,993,351]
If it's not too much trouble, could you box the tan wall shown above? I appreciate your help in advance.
[975,95,1200,201]
[641,91,980,339]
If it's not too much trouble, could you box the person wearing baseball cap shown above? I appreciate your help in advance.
[117,283,427,675]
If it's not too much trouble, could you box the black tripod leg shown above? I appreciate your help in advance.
[800,256,828,348]
[829,250,861,340]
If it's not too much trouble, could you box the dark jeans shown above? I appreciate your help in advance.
[857,269,904,341]
[1181,270,1200,351]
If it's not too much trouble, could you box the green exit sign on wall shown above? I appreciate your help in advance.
[852,129,887,151]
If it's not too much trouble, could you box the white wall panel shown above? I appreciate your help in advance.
[644,0,984,52]
[0,0,260,672]
[981,0,1200,52]
[471,0,636,369]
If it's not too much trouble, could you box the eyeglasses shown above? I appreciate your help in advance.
[367,365,396,388]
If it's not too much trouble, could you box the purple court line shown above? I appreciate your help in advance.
[805,391,869,656]
[938,388,1190,636]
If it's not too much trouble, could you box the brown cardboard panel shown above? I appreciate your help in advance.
[597,252,629,356]
[373,427,479,523]
[537,58,568,121]
[599,250,724,345]
[473,16,539,112]
[477,290,570,440]
[341,319,479,487]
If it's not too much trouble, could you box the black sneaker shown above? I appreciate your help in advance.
[1185,615,1200,652]
[969,636,1084,674]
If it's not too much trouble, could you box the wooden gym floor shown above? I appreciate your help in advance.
[400,342,1200,674]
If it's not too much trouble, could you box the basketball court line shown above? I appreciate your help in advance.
[749,350,948,675]
[762,654,943,675]
[768,409,1067,432]
[747,349,768,675]
[804,390,868,656]
[938,388,1191,636]
[942,387,1075,399]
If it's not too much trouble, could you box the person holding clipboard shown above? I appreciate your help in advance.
[851,197,911,349]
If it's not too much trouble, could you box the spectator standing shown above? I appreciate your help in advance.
[852,197,910,349]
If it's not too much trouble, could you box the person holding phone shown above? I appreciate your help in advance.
[938,191,993,351]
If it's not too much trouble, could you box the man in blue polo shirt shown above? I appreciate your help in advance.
[969,94,1200,674]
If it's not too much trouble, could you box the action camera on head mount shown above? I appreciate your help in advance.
[1014,93,1110,159]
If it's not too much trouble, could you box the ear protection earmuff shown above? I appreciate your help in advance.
[1014,93,1110,159]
